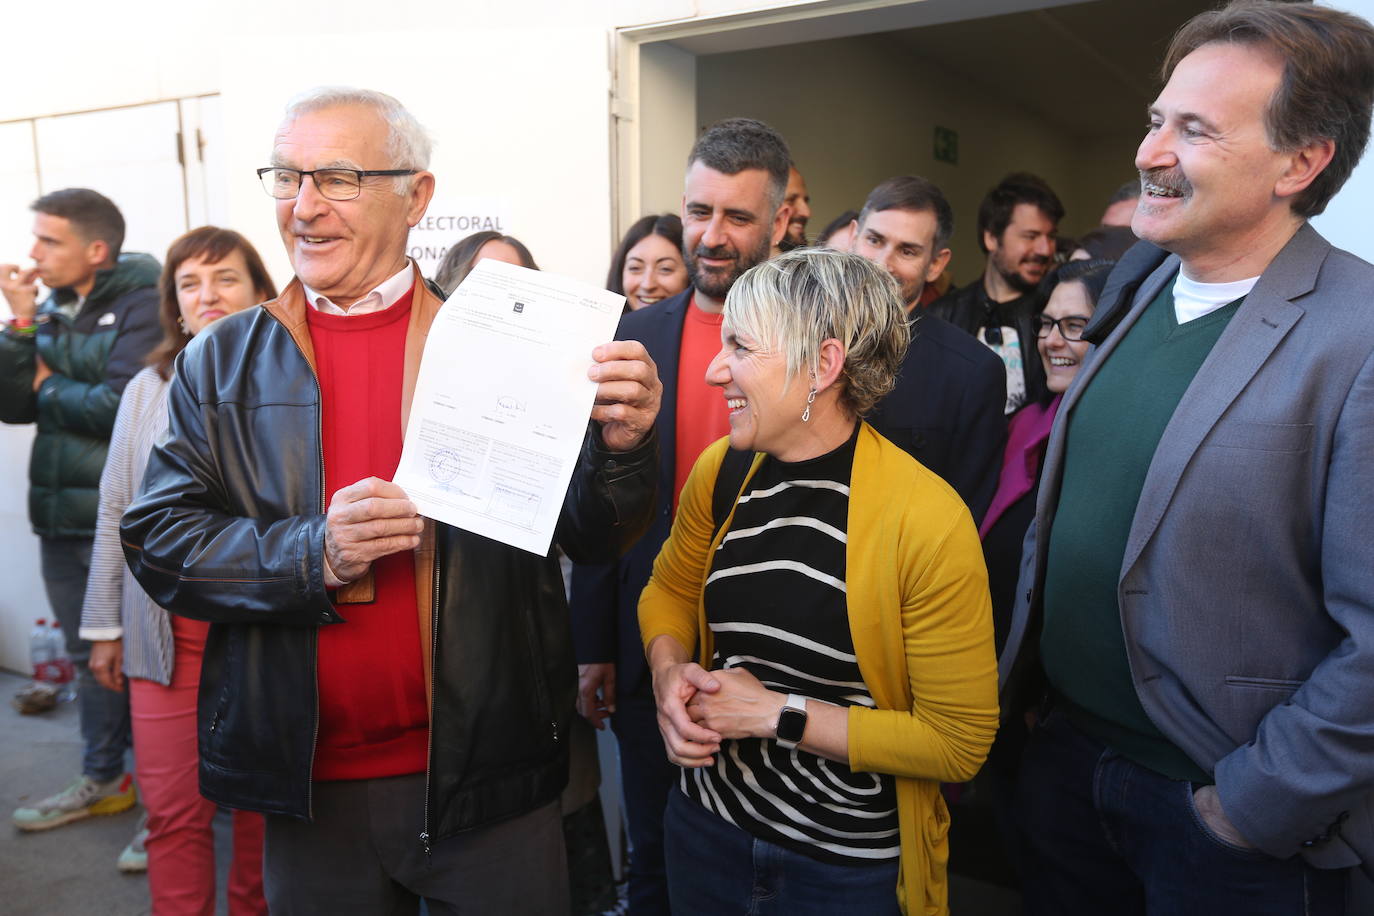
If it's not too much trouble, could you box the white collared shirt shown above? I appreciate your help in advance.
[1173,271,1260,324]
[301,260,415,316]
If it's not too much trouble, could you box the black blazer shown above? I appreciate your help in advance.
[569,287,694,695]
[869,312,1008,524]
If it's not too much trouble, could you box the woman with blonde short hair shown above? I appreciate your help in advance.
[640,247,998,915]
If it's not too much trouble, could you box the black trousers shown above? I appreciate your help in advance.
[264,773,567,915]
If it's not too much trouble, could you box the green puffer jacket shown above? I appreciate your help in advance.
[0,253,162,537]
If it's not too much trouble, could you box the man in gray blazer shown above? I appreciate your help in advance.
[1000,3,1374,912]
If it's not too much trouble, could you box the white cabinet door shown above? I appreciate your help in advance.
[35,101,188,261]
[0,121,41,309]
[178,95,229,232]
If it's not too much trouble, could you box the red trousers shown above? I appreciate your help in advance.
[130,615,266,915]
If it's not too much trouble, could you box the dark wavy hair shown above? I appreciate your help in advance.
[148,227,277,380]
[858,176,955,252]
[31,188,125,263]
[1043,258,1116,309]
[687,118,792,212]
[434,231,538,295]
[976,172,1065,253]
[606,213,684,295]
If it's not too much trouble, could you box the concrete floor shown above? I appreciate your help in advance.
[2,669,153,915]
[0,668,1020,915]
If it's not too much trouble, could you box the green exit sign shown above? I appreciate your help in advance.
[934,126,959,165]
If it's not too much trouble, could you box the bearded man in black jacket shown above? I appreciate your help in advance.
[929,172,1063,415]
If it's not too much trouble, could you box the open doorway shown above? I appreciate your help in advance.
[617,0,1212,286]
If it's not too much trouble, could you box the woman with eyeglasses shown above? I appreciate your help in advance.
[978,258,1116,651]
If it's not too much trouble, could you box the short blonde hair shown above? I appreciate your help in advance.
[724,248,910,417]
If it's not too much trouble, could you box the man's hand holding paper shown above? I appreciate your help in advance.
[393,259,661,555]
[588,339,661,453]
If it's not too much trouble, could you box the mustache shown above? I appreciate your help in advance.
[1140,167,1192,196]
[692,244,737,262]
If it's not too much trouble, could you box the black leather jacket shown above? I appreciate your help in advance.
[121,275,657,846]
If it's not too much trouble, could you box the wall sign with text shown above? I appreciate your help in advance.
[408,197,512,281]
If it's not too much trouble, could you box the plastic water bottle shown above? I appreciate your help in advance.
[29,618,55,684]
[48,622,77,702]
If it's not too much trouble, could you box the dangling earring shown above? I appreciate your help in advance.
[802,387,816,422]
[177,317,189,336]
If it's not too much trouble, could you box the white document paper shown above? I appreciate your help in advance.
[394,259,626,555]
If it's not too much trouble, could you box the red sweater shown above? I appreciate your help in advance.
[306,288,429,781]
[673,295,730,507]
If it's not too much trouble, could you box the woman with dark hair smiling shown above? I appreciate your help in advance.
[81,226,276,914]
[608,213,688,311]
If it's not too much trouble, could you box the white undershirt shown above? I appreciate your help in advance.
[1173,271,1259,324]
[302,260,414,316]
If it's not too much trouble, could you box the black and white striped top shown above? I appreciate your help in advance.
[681,428,898,864]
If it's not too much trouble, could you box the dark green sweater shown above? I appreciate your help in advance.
[1041,282,1240,781]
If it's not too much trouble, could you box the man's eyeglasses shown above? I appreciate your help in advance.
[1034,315,1091,341]
[257,167,418,201]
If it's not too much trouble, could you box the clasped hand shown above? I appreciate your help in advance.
[654,662,784,767]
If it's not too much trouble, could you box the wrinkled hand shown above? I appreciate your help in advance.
[588,340,661,453]
[652,660,722,767]
[0,264,39,321]
[324,477,422,585]
[1193,784,1254,849]
[577,663,617,730]
[89,639,125,693]
[686,667,785,741]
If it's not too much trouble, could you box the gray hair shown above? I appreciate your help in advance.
[281,86,433,192]
[687,118,791,213]
[724,248,910,418]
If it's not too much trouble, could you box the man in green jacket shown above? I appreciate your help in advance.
[0,188,160,865]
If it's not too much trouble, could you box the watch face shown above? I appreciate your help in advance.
[777,706,807,744]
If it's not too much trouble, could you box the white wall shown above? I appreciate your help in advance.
[0,428,44,674]
[219,26,614,293]
[1313,0,1374,263]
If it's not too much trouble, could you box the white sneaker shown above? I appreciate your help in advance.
[117,813,149,872]
[12,773,137,831]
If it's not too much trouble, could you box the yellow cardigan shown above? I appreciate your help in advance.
[638,423,999,916]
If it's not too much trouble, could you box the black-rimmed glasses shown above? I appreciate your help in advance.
[1035,315,1091,341]
[257,167,418,201]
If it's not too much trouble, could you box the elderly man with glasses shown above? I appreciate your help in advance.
[121,86,662,914]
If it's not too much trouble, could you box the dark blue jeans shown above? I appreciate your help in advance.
[664,789,901,916]
[610,689,677,916]
[1015,709,1347,915]
[40,536,132,782]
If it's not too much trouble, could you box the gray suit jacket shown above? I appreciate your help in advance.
[1001,223,1374,874]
